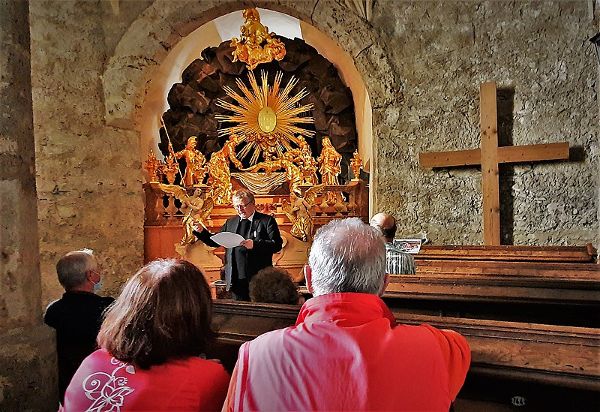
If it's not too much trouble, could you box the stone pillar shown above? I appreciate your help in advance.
[597,17,600,249]
[0,0,57,409]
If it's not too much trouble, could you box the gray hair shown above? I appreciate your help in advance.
[308,218,386,296]
[56,249,97,290]
[232,189,255,204]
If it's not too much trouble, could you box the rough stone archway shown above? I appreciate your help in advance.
[103,0,400,210]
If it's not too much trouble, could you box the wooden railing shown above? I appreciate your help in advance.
[143,181,369,227]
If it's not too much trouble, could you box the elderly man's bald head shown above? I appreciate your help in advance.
[370,212,397,242]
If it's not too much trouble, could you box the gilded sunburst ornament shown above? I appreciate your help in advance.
[215,71,314,165]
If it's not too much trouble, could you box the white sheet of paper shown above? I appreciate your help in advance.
[210,232,245,248]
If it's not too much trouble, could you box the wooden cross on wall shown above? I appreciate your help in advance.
[419,82,570,246]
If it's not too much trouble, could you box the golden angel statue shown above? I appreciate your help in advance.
[158,184,214,245]
[300,142,318,185]
[171,136,207,187]
[281,158,303,195]
[282,184,325,242]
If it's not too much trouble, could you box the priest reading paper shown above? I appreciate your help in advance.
[194,189,283,301]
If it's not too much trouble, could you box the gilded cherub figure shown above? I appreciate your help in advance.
[230,8,286,70]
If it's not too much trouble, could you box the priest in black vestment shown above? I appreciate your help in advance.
[194,189,283,300]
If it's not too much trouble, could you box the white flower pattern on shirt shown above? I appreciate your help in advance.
[81,357,135,412]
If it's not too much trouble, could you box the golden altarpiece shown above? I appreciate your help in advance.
[144,9,368,290]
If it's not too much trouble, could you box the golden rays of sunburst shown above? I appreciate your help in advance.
[215,71,314,165]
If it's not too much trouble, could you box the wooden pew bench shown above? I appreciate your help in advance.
[209,301,600,411]
[385,246,600,327]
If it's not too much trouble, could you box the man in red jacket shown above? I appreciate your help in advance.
[224,217,471,411]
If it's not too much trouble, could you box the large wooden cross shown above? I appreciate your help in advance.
[419,82,570,246]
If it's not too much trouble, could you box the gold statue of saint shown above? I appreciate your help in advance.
[230,8,286,70]
[207,135,244,205]
[283,140,318,186]
[350,150,363,181]
[318,137,342,185]
[318,137,343,204]
[300,141,318,185]
[283,157,305,196]
[144,149,161,183]
[171,136,207,187]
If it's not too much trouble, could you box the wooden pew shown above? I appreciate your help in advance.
[208,245,599,410]
[209,301,600,411]
[385,245,600,327]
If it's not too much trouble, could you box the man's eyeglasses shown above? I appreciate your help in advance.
[233,200,253,210]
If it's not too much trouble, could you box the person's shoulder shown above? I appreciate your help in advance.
[44,297,63,311]
[199,357,228,373]
[225,215,240,226]
[85,293,114,306]
[392,323,467,349]
[43,298,63,324]
[79,348,113,368]
[385,242,403,253]
[389,322,435,340]
[248,325,289,349]
[256,211,277,223]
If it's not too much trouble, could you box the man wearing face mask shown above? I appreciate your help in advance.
[44,249,114,404]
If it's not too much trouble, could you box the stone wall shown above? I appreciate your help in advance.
[30,1,145,305]
[0,0,56,408]
[30,0,599,308]
[370,1,598,245]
